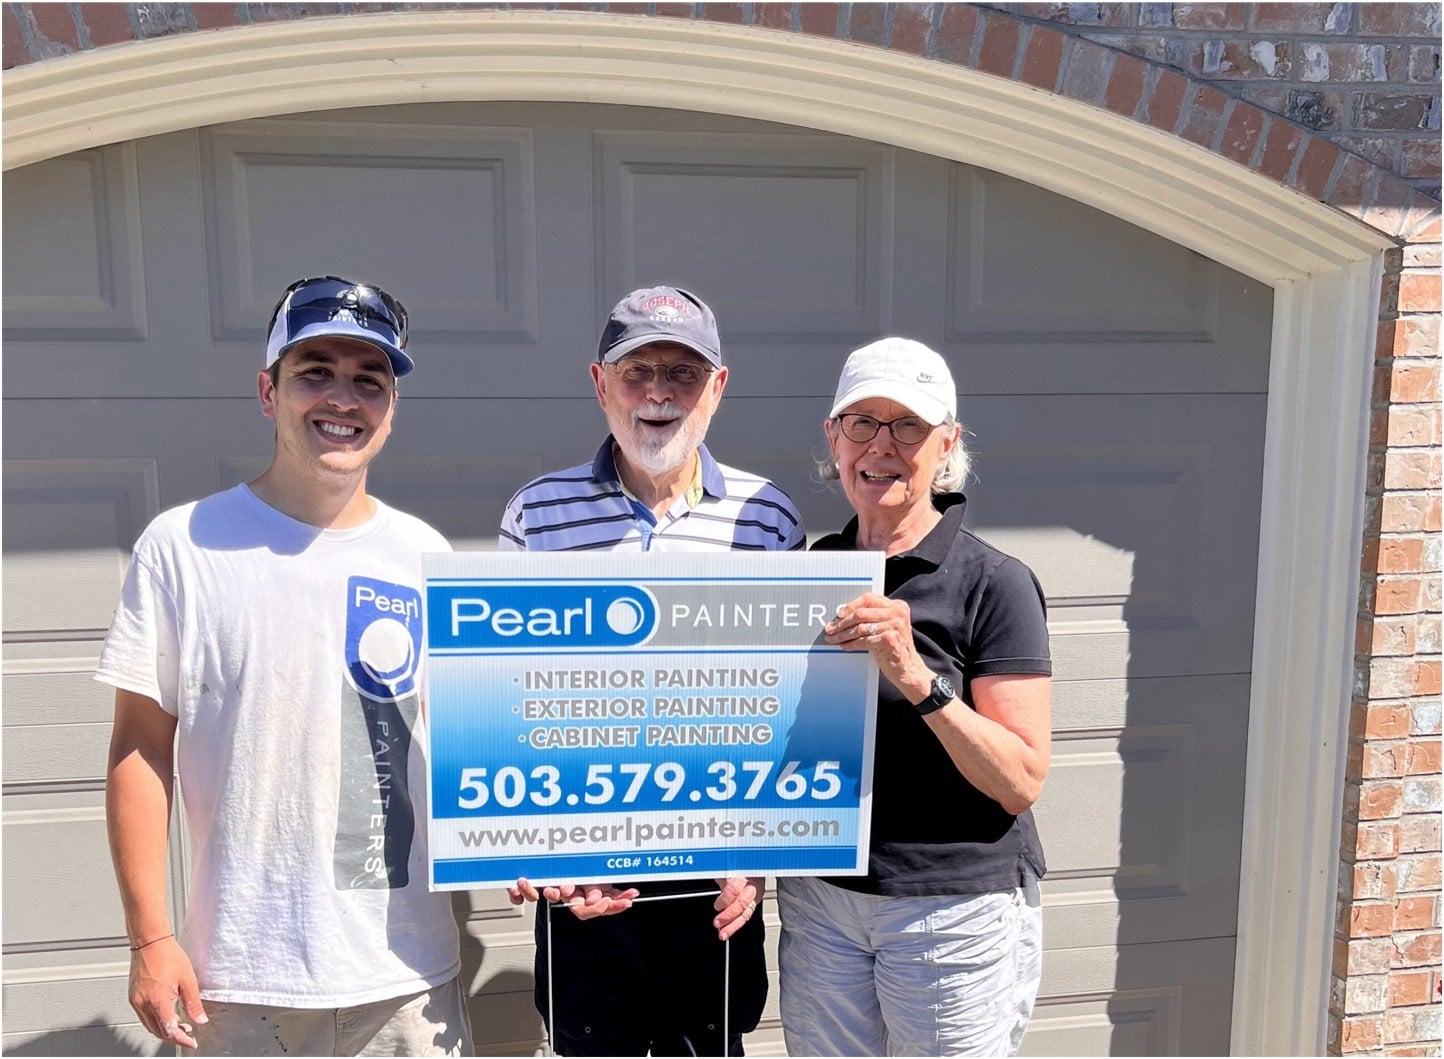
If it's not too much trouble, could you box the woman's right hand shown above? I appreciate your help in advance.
[509,878,640,918]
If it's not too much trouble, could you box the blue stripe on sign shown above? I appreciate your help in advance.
[433,846,859,885]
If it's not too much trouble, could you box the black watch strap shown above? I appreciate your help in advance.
[911,673,955,716]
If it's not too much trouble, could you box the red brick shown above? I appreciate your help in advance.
[1357,820,1402,859]
[1304,42,1404,83]
[1291,135,1341,199]
[1361,782,1405,819]
[32,3,79,51]
[1167,3,1246,30]
[3,5,29,69]
[1395,896,1436,931]
[1357,3,1442,38]
[1391,317,1440,359]
[1399,273,1442,313]
[797,3,837,37]
[1020,25,1066,91]
[1250,2,1345,33]
[1391,361,1442,402]
[1398,854,1443,893]
[1372,617,1417,656]
[1386,407,1443,448]
[1379,537,1429,573]
[1177,84,1229,147]
[700,4,746,25]
[193,5,243,31]
[77,3,133,48]
[754,3,793,31]
[1388,970,1432,1006]
[653,4,698,16]
[1367,704,1414,740]
[1385,451,1441,490]
[1258,118,1306,182]
[1341,1014,1383,1053]
[933,3,978,66]
[889,4,933,57]
[1358,861,1402,900]
[1405,741,1442,775]
[1144,68,1189,132]
[1218,101,1265,164]
[1189,39,1291,80]
[1380,494,1431,534]
[976,11,1021,77]
[1363,742,1407,780]
[1416,660,1442,695]
[1393,930,1442,967]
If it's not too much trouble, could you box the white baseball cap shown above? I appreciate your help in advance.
[829,337,957,426]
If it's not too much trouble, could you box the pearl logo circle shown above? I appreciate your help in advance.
[606,597,646,636]
[357,617,415,683]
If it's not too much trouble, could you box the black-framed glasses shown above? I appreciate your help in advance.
[609,359,715,388]
[268,276,409,349]
[835,413,934,445]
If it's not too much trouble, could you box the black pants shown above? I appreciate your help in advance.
[534,885,767,1057]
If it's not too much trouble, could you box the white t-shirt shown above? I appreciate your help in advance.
[97,484,460,1007]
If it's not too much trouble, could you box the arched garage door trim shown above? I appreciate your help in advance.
[1,13,1394,1055]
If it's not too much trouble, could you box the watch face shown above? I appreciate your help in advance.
[935,675,955,700]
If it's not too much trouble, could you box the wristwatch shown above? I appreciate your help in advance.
[911,673,955,716]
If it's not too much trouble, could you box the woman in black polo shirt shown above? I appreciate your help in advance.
[778,337,1051,1057]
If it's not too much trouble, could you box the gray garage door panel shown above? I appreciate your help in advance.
[2,101,1269,1056]
[1040,674,1249,949]
[1023,938,1236,1057]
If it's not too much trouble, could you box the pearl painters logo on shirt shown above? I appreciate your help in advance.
[345,576,423,701]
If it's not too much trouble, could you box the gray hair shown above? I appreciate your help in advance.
[815,415,970,495]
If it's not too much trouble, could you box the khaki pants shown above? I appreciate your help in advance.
[192,976,473,1056]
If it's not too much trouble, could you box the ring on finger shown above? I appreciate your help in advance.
[866,622,877,636]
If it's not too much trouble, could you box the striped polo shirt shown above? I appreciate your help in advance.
[498,438,805,553]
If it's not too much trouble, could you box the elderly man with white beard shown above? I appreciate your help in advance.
[500,286,805,1057]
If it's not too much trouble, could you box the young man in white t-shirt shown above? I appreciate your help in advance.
[100,276,472,1055]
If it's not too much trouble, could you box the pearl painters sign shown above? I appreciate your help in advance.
[423,552,883,890]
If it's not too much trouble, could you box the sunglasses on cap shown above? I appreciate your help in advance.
[265,276,413,377]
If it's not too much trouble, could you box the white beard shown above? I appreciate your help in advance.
[612,400,710,476]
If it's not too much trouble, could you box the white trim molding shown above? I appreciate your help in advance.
[2,12,1396,1055]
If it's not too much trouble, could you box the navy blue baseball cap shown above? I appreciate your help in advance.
[265,276,413,377]
[598,286,722,368]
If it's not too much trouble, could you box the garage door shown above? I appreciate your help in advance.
[2,102,1270,1056]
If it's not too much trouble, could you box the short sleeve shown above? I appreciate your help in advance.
[95,546,182,714]
[497,493,526,551]
[970,556,1051,678]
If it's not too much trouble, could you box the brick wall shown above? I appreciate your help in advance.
[2,2,1440,1055]
[1338,232,1443,1055]
[982,2,1441,199]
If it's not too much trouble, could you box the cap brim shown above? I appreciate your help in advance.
[829,380,951,425]
[270,319,415,378]
[601,333,722,368]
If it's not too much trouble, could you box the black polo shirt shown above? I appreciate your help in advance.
[812,492,1051,896]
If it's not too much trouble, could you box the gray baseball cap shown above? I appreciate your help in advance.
[597,286,722,367]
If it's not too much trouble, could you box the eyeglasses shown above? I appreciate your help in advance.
[834,413,934,445]
[609,359,716,389]
[268,276,409,349]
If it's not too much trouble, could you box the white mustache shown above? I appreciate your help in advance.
[633,403,682,424]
